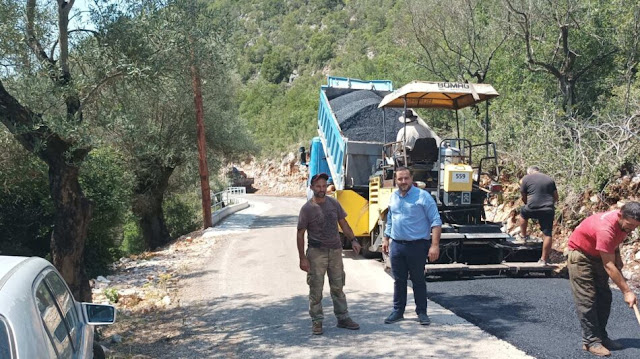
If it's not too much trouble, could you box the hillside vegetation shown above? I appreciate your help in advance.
[231,0,640,205]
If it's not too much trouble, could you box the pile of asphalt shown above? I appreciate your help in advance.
[427,277,640,358]
[328,89,405,143]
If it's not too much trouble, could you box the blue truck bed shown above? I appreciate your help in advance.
[314,77,405,190]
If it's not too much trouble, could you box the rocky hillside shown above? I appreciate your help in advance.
[488,171,640,287]
[226,152,308,197]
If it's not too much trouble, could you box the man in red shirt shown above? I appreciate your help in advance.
[567,201,640,357]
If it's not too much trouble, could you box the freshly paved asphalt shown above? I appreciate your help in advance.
[427,276,640,358]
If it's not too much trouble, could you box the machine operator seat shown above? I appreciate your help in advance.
[407,137,438,164]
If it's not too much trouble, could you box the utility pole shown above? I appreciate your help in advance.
[190,37,212,228]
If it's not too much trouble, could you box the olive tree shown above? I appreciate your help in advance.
[503,0,620,115]
[0,0,107,301]
[93,0,254,249]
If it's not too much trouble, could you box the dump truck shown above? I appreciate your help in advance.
[305,76,555,277]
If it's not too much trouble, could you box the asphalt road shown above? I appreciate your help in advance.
[174,196,533,359]
[173,195,640,358]
[427,273,640,358]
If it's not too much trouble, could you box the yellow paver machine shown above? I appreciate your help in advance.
[305,76,553,277]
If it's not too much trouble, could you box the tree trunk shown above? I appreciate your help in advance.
[132,165,174,250]
[0,80,92,302]
[49,162,93,302]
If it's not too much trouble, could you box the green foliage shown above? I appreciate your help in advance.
[306,32,334,67]
[121,216,145,255]
[104,288,119,304]
[163,195,199,239]
[80,148,132,277]
[261,48,292,83]
[0,131,53,257]
[239,76,321,153]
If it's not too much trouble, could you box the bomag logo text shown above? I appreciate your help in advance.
[437,83,470,89]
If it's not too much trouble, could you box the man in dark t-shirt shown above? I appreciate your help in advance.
[517,166,558,264]
[297,173,361,335]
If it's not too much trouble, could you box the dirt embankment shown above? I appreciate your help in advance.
[225,152,307,197]
[486,171,640,288]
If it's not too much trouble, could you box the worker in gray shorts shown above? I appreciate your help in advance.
[517,166,558,264]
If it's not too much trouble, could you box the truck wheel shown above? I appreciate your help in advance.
[360,237,381,259]
[340,233,352,249]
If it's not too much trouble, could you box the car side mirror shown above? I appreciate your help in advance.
[82,303,116,325]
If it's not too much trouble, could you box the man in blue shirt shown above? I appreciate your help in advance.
[382,167,442,325]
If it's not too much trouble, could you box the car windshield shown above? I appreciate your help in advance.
[0,316,13,359]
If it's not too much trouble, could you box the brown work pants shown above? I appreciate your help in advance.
[567,250,612,346]
[306,247,349,322]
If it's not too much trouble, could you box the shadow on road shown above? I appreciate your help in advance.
[106,291,512,359]
[250,214,299,228]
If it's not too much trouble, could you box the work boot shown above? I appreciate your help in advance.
[582,343,611,357]
[384,311,404,324]
[418,313,431,326]
[513,234,530,244]
[312,321,323,335]
[337,317,360,330]
[602,338,624,351]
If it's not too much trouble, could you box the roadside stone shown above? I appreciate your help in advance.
[93,281,109,289]
[111,334,122,343]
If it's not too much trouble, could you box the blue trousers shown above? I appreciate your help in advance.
[390,240,428,315]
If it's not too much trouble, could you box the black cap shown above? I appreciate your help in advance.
[310,172,329,184]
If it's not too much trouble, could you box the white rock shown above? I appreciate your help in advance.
[118,288,138,296]
[94,281,109,289]
[635,251,640,261]
[96,276,110,283]
[162,296,171,306]
[589,195,599,203]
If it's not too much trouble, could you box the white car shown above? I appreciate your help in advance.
[0,256,115,358]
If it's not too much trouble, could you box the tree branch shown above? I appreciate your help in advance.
[574,49,617,80]
[26,0,55,66]
[80,71,125,110]
[50,28,102,58]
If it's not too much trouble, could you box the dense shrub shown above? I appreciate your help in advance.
[163,194,200,240]
[80,148,132,277]
[121,214,146,255]
[0,136,52,257]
